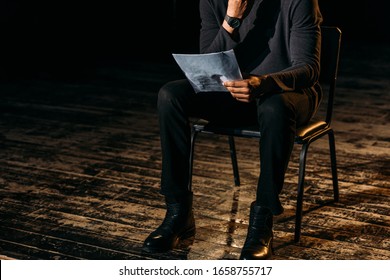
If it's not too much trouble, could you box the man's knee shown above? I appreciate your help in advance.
[157,80,190,113]
[158,82,176,107]
[257,94,294,126]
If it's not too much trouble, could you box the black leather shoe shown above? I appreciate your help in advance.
[239,202,273,260]
[142,194,195,253]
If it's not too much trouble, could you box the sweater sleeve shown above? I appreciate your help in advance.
[199,0,239,53]
[270,0,323,91]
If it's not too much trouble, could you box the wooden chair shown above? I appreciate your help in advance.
[188,26,342,242]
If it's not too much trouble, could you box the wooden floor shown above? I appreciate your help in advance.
[0,41,389,260]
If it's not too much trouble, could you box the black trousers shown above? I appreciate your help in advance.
[157,79,317,215]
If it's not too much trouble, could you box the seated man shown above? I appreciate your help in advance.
[142,0,323,260]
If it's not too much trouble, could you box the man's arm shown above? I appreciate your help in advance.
[199,0,247,53]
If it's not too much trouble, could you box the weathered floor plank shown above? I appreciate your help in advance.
[0,42,389,260]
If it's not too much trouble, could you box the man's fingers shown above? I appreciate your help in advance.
[224,80,248,88]
[227,86,251,94]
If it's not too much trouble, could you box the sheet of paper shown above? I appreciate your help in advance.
[172,49,242,93]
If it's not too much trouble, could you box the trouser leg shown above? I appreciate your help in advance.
[255,91,315,215]
[157,80,193,200]
[157,79,257,201]
[240,91,315,260]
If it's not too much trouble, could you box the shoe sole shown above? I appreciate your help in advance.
[141,226,196,254]
[239,239,273,260]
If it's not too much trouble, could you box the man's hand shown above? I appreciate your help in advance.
[223,75,278,103]
[223,0,250,33]
[226,0,249,18]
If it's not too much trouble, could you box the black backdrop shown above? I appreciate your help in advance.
[1,0,388,78]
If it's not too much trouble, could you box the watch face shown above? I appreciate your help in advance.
[229,18,241,28]
[225,15,241,29]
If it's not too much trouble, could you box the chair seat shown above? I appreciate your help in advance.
[193,119,330,143]
[193,120,261,138]
[295,121,329,143]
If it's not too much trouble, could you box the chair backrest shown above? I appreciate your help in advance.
[319,26,342,125]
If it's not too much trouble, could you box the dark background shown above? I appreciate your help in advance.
[1,0,389,78]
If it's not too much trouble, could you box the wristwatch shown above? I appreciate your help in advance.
[225,15,241,29]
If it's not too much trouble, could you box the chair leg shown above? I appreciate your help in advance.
[188,129,198,192]
[228,136,240,186]
[295,143,309,242]
[328,130,339,202]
